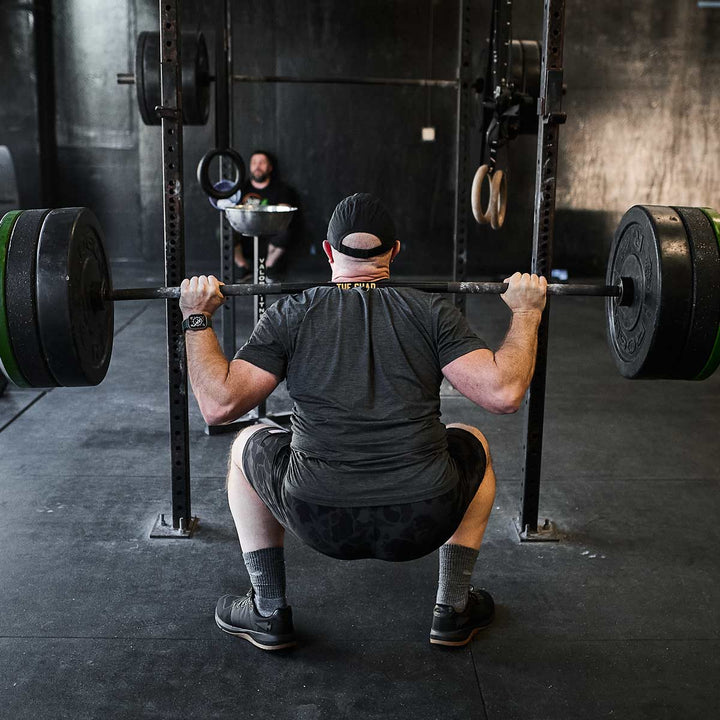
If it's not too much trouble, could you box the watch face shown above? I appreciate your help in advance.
[189,315,207,329]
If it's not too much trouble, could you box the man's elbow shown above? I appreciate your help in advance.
[199,402,226,427]
[489,383,526,414]
[198,396,241,426]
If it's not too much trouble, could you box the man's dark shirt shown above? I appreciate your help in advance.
[240,177,294,207]
[235,285,488,506]
[239,178,296,247]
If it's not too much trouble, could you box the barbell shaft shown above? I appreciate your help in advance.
[108,280,625,302]
[232,74,459,88]
[119,73,460,88]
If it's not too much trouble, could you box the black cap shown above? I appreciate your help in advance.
[327,193,397,259]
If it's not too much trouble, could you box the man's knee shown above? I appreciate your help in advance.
[448,422,492,465]
[230,423,271,471]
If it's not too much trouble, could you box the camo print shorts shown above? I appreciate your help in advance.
[241,426,486,562]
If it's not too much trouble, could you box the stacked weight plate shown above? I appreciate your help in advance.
[5,208,56,386]
[606,205,720,379]
[508,40,541,136]
[694,208,720,379]
[135,31,210,125]
[0,210,26,385]
[670,207,720,379]
[0,208,114,387]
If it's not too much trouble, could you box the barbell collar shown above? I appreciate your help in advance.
[108,280,624,303]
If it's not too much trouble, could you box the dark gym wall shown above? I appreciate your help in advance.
[556,0,720,275]
[227,0,465,278]
[53,2,142,259]
[0,1,49,209]
[4,1,719,276]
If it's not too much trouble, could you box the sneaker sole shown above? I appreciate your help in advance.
[429,618,493,647]
[215,612,297,651]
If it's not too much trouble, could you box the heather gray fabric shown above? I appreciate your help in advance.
[436,543,479,611]
[242,546,287,617]
[235,285,487,506]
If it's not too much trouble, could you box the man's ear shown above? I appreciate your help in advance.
[322,240,334,263]
[390,240,401,262]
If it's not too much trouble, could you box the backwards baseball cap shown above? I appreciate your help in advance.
[327,193,397,259]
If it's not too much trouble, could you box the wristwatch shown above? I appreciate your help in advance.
[182,314,212,332]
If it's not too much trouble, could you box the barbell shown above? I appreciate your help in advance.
[0,204,719,389]
[117,33,541,129]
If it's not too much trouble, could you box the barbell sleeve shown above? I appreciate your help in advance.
[108,280,626,303]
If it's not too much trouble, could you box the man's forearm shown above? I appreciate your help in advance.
[494,309,543,398]
[184,328,232,413]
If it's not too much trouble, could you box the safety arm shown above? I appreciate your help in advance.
[442,309,543,414]
[184,328,279,425]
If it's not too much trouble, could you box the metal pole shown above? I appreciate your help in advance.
[216,1,238,373]
[516,0,567,542]
[33,0,57,208]
[231,74,458,87]
[150,0,196,538]
[452,0,472,314]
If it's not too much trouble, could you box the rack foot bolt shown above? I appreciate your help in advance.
[515,517,561,542]
[150,513,199,539]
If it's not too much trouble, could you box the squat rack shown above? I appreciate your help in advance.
[148,0,566,541]
[519,0,567,541]
[149,0,195,538]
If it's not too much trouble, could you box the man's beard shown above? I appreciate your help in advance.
[252,171,270,183]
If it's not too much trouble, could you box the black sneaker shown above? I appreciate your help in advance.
[215,589,296,650]
[430,587,495,646]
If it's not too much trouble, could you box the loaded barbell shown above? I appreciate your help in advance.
[117,32,541,130]
[0,204,719,389]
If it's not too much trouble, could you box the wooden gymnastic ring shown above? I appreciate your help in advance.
[489,169,508,230]
[471,164,492,224]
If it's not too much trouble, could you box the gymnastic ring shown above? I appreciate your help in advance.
[196,147,246,199]
[471,164,492,224]
[489,169,508,230]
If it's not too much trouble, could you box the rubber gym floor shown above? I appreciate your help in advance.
[0,266,718,720]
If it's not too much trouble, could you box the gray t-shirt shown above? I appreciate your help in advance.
[235,284,487,506]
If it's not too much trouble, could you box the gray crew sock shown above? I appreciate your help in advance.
[242,546,287,617]
[436,543,479,612]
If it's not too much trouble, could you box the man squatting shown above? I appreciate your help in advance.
[179,193,547,650]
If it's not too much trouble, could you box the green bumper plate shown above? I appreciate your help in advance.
[0,210,29,387]
[696,207,720,380]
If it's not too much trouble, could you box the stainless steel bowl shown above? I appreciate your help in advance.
[223,205,297,236]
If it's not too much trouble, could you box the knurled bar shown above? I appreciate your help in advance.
[232,75,457,87]
[109,281,621,302]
